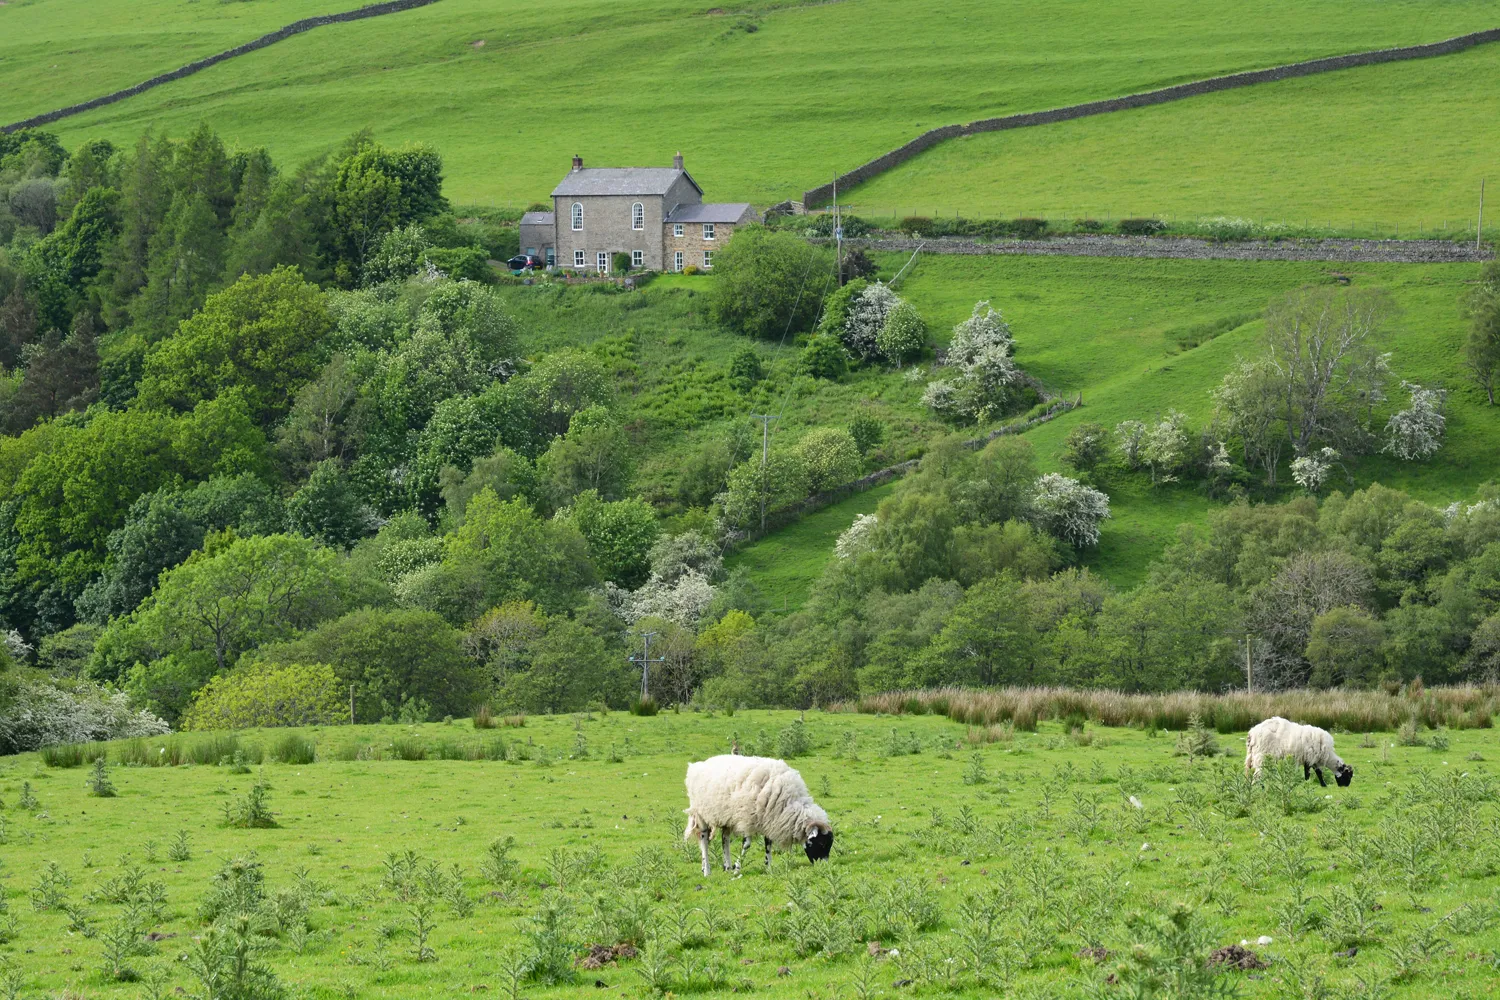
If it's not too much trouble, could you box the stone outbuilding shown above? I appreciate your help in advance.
[528,153,758,273]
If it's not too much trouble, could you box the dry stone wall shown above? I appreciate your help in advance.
[802,27,1500,208]
[823,235,1494,264]
[2,0,444,134]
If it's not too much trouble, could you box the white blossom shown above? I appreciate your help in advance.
[947,301,1013,365]
[923,301,1023,423]
[1290,447,1340,493]
[0,683,169,753]
[607,569,718,628]
[1030,473,1112,547]
[2,629,32,661]
[1115,420,1147,469]
[842,283,900,360]
[835,514,878,559]
[1383,382,1447,461]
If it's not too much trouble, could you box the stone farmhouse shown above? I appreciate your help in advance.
[519,153,758,272]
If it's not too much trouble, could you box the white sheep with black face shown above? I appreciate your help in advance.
[684,754,833,877]
[1246,717,1353,788]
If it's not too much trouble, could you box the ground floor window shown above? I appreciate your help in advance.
[703,250,713,268]
[546,248,555,267]
[574,250,585,267]
[632,250,643,268]
[524,246,536,256]
[674,251,683,271]
[597,251,609,272]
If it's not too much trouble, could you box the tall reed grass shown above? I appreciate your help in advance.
[39,742,108,768]
[838,685,1500,733]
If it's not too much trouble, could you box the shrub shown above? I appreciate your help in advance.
[800,334,850,380]
[1118,218,1164,236]
[1073,218,1103,232]
[181,663,346,730]
[1010,217,1048,239]
[708,226,830,337]
[898,217,933,234]
[0,682,169,755]
[876,300,926,367]
[683,264,701,275]
[728,348,763,389]
[612,252,632,274]
[1061,422,1110,473]
[848,416,886,456]
[630,696,658,717]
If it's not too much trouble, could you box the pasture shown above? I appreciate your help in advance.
[3,0,1496,211]
[3,707,1497,999]
[844,41,1500,233]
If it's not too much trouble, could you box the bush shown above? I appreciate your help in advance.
[0,682,169,755]
[709,225,831,338]
[848,416,886,456]
[424,246,493,283]
[1073,218,1103,232]
[612,252,632,274]
[898,217,933,234]
[683,264,701,275]
[1118,218,1165,236]
[728,348,763,389]
[799,335,849,380]
[630,696,659,716]
[180,662,346,730]
[1010,217,1048,239]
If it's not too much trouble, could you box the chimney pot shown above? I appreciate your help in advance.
[571,154,583,171]
[673,151,684,170]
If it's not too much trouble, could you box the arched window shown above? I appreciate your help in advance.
[571,203,583,231]
[632,202,645,230]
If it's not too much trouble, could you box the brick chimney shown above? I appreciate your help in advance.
[571,154,583,171]
[673,151,684,170]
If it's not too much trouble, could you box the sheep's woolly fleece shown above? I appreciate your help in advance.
[683,754,830,848]
[1244,716,1346,774]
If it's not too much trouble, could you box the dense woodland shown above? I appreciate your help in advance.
[0,125,1498,751]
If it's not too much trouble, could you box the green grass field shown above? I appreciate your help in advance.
[845,41,1500,231]
[4,0,1496,211]
[4,710,1497,999]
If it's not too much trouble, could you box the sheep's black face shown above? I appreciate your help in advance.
[805,829,833,863]
[1335,763,1353,787]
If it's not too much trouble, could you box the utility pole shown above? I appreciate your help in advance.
[349,684,356,725]
[832,171,842,285]
[628,631,664,702]
[749,414,778,532]
[1479,178,1486,250]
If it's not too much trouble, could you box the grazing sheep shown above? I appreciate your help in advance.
[1245,717,1353,788]
[684,754,833,877]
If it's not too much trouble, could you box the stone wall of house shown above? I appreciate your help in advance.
[664,220,733,271]
[799,27,1500,208]
[3,0,444,133]
[518,221,554,260]
[554,195,664,271]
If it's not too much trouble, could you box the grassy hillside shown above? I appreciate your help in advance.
[845,41,1500,231]
[3,711,1496,999]
[4,0,1496,209]
[718,253,1492,603]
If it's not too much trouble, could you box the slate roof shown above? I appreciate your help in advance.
[666,203,756,224]
[551,167,702,198]
[520,211,555,226]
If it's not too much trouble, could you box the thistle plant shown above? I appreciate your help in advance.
[168,830,192,862]
[86,757,117,798]
[408,902,437,962]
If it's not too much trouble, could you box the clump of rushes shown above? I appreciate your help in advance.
[474,705,495,729]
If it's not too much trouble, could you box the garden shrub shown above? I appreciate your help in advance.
[800,335,849,380]
[181,662,345,730]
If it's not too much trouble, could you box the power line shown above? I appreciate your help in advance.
[748,414,779,531]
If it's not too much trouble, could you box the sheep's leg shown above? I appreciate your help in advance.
[738,836,750,872]
[699,827,712,878]
[721,829,733,871]
[1314,767,1327,787]
[1303,763,1311,781]
[765,836,773,869]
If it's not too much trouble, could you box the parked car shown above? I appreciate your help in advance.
[506,254,543,271]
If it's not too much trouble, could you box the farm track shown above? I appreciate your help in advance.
[0,0,443,133]
[827,235,1495,264]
